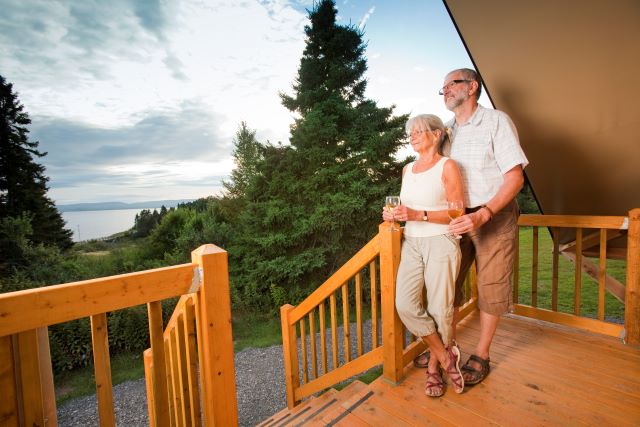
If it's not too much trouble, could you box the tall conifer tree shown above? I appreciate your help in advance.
[0,75,72,251]
[233,0,407,308]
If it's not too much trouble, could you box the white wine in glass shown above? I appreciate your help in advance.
[386,196,400,230]
[447,200,464,239]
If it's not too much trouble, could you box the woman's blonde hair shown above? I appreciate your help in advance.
[405,114,451,155]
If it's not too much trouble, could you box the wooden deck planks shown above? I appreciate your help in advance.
[270,312,640,426]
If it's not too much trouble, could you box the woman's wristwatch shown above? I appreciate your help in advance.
[422,211,429,221]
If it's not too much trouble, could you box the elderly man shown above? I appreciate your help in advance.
[415,68,529,385]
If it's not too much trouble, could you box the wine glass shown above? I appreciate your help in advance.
[385,196,400,231]
[447,200,464,239]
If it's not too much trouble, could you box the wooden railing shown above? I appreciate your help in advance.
[514,209,640,344]
[281,209,640,408]
[280,222,477,408]
[0,244,238,427]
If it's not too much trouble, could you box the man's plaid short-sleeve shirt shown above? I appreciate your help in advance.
[444,105,529,207]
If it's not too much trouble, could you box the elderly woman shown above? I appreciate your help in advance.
[382,114,465,397]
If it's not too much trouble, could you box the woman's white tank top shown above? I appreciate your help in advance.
[400,157,450,237]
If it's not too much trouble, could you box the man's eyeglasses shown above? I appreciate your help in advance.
[438,79,471,95]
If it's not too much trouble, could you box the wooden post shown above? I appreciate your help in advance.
[625,208,640,345]
[280,304,300,408]
[379,222,403,384]
[191,244,238,427]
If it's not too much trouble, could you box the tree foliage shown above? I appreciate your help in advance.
[0,75,72,273]
[230,0,407,309]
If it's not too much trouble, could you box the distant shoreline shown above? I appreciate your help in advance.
[57,199,195,212]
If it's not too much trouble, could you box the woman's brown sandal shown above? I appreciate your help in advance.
[425,369,445,397]
[461,354,490,385]
[444,345,464,394]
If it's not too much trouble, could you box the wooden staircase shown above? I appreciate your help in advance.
[257,380,374,427]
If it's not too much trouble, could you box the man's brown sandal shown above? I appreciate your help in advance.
[425,369,445,397]
[461,354,490,385]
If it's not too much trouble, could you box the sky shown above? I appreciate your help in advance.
[0,0,490,205]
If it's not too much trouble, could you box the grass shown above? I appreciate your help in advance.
[55,352,144,406]
[232,311,283,352]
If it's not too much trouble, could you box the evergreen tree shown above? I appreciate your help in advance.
[222,122,263,202]
[232,0,407,309]
[0,75,72,253]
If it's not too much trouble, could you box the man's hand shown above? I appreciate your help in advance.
[448,208,491,235]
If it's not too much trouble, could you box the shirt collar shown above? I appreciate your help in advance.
[448,104,486,129]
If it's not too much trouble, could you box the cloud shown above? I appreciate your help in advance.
[29,100,234,202]
[358,6,375,30]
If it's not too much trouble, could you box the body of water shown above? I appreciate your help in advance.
[62,208,160,242]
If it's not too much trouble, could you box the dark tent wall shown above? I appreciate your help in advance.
[443,0,640,222]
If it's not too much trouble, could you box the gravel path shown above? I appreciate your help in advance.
[57,319,387,426]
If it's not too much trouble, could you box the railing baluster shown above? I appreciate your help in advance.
[143,349,156,427]
[514,226,520,303]
[183,297,201,426]
[370,260,379,349]
[147,301,170,426]
[16,329,45,426]
[319,302,327,375]
[532,226,539,307]
[175,314,191,427]
[574,228,583,315]
[90,312,115,426]
[552,228,559,311]
[341,283,351,363]
[355,272,363,357]
[164,338,176,425]
[169,329,184,427]
[598,229,607,320]
[300,318,308,383]
[308,311,317,380]
[330,293,338,369]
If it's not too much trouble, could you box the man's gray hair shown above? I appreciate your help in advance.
[450,68,482,100]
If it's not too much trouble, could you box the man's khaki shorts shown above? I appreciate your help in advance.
[454,200,519,315]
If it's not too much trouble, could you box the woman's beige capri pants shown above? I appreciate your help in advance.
[395,234,461,346]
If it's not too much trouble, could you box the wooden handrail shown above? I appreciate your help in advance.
[517,214,627,229]
[0,263,197,337]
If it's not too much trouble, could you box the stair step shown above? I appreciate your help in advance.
[301,381,374,426]
[259,381,372,427]
[258,389,339,427]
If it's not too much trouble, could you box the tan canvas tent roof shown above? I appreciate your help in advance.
[443,0,640,247]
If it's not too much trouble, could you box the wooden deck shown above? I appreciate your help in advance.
[262,312,640,426]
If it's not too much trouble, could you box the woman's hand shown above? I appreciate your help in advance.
[393,204,414,222]
[382,207,395,221]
